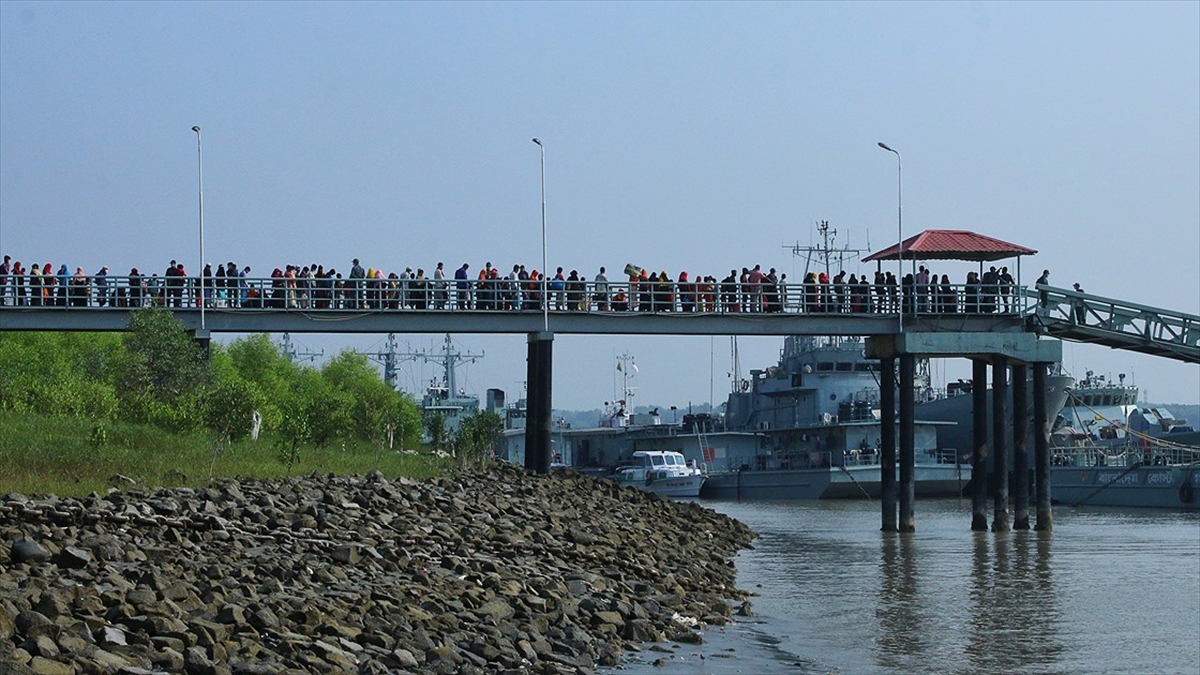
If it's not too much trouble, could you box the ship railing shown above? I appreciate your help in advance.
[0,276,1033,318]
[843,449,882,467]
[1052,441,1200,468]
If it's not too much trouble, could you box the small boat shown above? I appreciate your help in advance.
[612,450,706,498]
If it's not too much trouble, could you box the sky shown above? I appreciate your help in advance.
[2,1,1198,410]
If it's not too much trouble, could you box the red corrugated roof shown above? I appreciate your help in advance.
[862,229,1037,263]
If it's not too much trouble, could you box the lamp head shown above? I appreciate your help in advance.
[192,126,201,133]
[877,141,893,152]
[532,138,542,146]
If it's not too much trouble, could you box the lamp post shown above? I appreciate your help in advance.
[532,138,547,332]
[878,142,902,332]
[527,138,552,474]
[192,125,206,332]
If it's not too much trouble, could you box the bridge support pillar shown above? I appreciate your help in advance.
[1012,363,1031,529]
[880,356,897,533]
[899,354,916,532]
[1033,363,1053,531]
[971,359,989,531]
[992,357,1010,532]
[190,329,211,359]
[524,331,553,474]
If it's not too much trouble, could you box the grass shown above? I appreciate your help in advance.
[0,412,457,497]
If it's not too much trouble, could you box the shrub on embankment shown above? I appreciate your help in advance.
[0,410,454,497]
[0,306,425,453]
[0,463,757,674]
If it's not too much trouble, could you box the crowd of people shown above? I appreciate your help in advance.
[0,254,1035,316]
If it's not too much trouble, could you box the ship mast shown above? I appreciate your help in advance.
[614,352,638,407]
[398,334,484,396]
[366,333,403,389]
[784,220,869,280]
[279,333,323,363]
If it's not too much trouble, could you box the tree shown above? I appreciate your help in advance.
[225,335,297,432]
[115,306,208,429]
[0,332,120,419]
[453,410,503,467]
[425,411,448,453]
[321,350,418,445]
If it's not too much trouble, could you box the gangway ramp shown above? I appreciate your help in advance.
[1026,285,1199,364]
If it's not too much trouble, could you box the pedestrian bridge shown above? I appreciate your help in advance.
[0,278,1196,362]
[1025,285,1199,364]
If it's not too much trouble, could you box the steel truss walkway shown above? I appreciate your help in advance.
[1026,285,1200,364]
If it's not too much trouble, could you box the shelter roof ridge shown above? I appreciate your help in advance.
[862,229,1037,263]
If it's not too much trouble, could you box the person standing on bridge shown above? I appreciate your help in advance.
[239,266,251,308]
[940,274,956,314]
[454,263,470,310]
[433,262,447,310]
[93,266,109,307]
[1072,282,1086,324]
[0,255,9,306]
[348,258,365,309]
[127,268,142,308]
[915,265,930,313]
[1036,269,1051,309]
[10,261,24,306]
[999,266,1015,313]
[593,266,609,311]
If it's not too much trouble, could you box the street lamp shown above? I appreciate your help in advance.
[532,138,547,332]
[878,142,902,332]
[192,125,205,331]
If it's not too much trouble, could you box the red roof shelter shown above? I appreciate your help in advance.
[862,229,1039,290]
[862,229,1036,263]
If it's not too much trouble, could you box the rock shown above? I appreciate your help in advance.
[52,547,91,570]
[95,626,127,647]
[26,657,71,675]
[0,466,756,674]
[391,648,420,668]
[331,545,360,564]
[10,540,49,564]
[736,600,754,616]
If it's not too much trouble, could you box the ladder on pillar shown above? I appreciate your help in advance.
[694,421,712,465]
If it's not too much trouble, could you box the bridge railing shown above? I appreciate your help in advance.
[1026,284,1199,359]
[0,275,1034,318]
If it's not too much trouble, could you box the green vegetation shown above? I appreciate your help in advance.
[0,411,454,497]
[0,306,505,496]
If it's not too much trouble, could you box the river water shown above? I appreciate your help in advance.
[612,499,1200,675]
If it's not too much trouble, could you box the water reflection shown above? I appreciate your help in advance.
[876,533,925,668]
[703,500,1198,675]
[965,531,1064,673]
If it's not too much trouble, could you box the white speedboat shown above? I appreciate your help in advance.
[613,450,706,498]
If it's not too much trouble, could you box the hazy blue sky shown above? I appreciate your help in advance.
[2,2,1197,409]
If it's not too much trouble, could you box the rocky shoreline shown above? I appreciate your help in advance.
[0,464,756,674]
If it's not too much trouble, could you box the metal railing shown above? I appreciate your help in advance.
[1051,441,1200,469]
[0,275,1033,318]
[1027,284,1200,363]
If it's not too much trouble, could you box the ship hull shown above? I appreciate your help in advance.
[1050,465,1200,510]
[913,374,1074,462]
[701,463,969,501]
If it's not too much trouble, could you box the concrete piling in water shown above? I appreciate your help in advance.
[899,354,916,532]
[991,357,1010,532]
[971,358,990,531]
[1012,363,1030,530]
[880,356,897,533]
[1033,363,1053,531]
